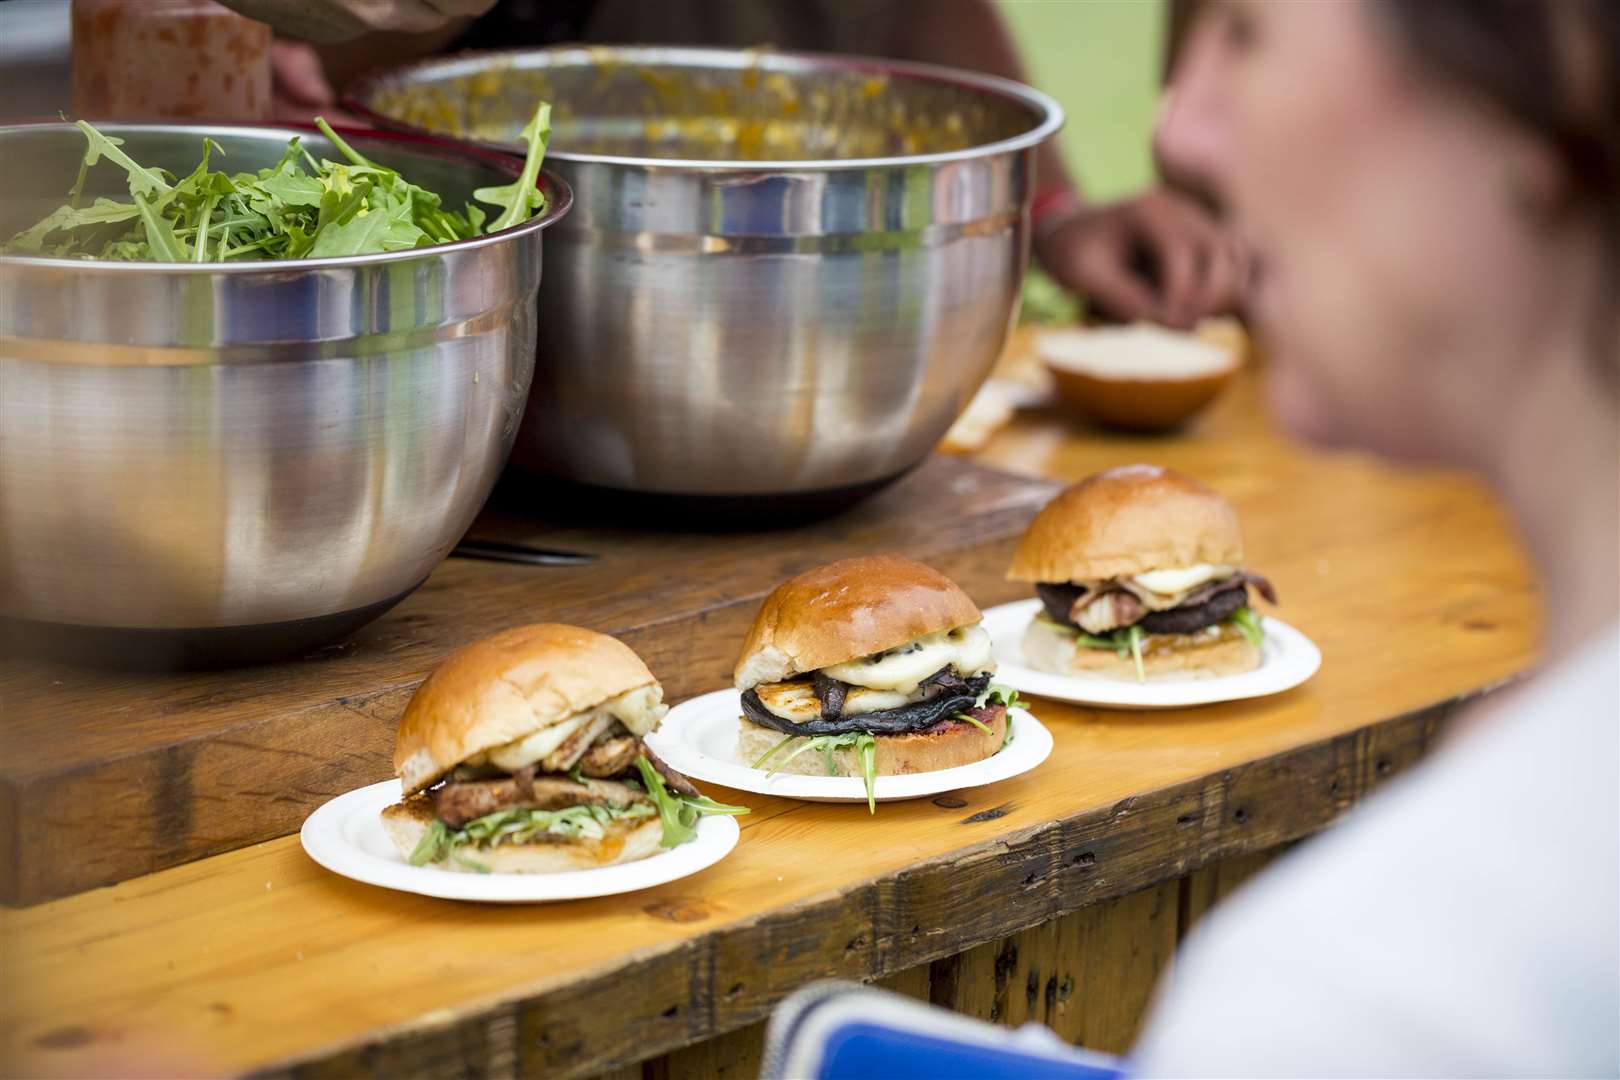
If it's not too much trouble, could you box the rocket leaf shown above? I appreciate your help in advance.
[3,101,553,262]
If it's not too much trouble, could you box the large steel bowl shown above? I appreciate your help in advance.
[348,47,1062,505]
[0,122,571,665]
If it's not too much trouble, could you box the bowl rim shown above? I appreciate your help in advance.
[0,120,573,272]
[343,44,1066,172]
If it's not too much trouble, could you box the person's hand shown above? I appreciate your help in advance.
[1034,186,1244,329]
[219,0,496,43]
[272,41,342,123]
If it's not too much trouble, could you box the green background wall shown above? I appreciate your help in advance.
[999,0,1167,200]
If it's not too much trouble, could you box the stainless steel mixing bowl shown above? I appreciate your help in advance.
[348,47,1062,502]
[0,122,571,664]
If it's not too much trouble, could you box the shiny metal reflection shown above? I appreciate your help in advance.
[349,46,1063,497]
[0,122,570,633]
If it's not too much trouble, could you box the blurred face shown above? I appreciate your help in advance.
[1156,1,1575,460]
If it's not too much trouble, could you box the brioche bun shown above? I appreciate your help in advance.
[394,623,659,797]
[380,795,664,873]
[736,710,1007,777]
[1008,465,1244,584]
[734,555,983,691]
[1020,617,1260,680]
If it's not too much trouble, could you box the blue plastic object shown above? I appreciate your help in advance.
[763,981,1127,1080]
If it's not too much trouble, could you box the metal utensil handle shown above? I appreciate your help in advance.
[451,539,597,566]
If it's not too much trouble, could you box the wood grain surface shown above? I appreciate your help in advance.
[614,852,1271,1080]
[0,370,1540,1078]
[586,847,1272,1080]
[0,456,1058,905]
[931,880,1180,1053]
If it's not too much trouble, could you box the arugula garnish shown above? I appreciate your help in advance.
[1059,620,1144,681]
[978,682,1022,712]
[1036,613,1147,680]
[856,733,877,814]
[75,120,172,199]
[954,680,1023,738]
[751,730,880,813]
[406,800,656,871]
[408,818,453,867]
[1039,613,1140,658]
[1231,605,1266,648]
[633,756,747,848]
[474,102,552,233]
[1042,605,1267,682]
[955,681,1021,744]
[953,711,994,735]
[1126,624,1146,682]
[4,104,553,262]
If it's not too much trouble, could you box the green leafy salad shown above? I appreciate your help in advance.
[750,683,1021,814]
[1038,604,1266,682]
[3,102,552,261]
[407,754,746,874]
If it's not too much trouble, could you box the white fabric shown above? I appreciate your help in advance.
[1133,625,1620,1078]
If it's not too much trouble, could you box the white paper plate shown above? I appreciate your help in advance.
[300,778,740,903]
[643,692,1052,803]
[982,598,1322,709]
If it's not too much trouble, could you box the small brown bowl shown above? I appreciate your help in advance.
[1038,322,1243,433]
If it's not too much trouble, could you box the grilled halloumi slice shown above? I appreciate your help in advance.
[753,680,912,723]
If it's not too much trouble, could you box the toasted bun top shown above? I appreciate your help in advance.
[394,623,658,796]
[1007,464,1244,583]
[733,555,983,690]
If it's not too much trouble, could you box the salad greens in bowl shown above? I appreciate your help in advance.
[3,104,553,262]
[0,113,571,666]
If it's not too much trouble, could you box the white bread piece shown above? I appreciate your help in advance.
[1035,322,1238,380]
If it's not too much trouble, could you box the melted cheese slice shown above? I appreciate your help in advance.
[1131,564,1233,597]
[607,684,668,736]
[754,681,912,723]
[471,684,668,770]
[476,712,590,772]
[821,624,994,693]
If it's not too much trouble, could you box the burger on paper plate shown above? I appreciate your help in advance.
[383,623,744,873]
[733,555,1021,809]
[1007,465,1277,682]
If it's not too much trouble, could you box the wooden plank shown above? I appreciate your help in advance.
[595,958,931,1080]
[0,686,1488,1080]
[649,959,931,1079]
[875,962,932,1001]
[587,1067,642,1080]
[929,881,1178,1053]
[1179,847,1285,938]
[0,455,1059,905]
[654,1023,764,1080]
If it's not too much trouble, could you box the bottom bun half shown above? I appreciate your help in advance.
[736,710,1006,778]
[380,795,665,873]
[1021,617,1261,681]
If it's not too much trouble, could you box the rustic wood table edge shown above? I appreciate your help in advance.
[257,683,1494,1080]
[0,369,1541,1079]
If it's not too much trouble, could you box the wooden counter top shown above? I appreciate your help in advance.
[0,453,1058,906]
[0,371,1539,1079]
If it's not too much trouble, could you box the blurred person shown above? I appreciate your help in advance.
[220,0,1241,328]
[1130,1,1618,1074]
[761,2,1616,1076]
